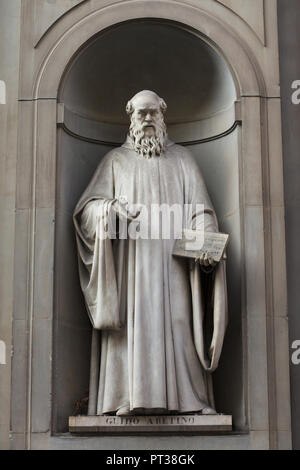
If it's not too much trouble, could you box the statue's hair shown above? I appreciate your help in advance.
[126,90,167,115]
[128,109,167,158]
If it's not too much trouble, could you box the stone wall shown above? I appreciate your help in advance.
[0,0,293,449]
[0,0,21,450]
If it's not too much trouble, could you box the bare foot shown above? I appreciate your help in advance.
[201,406,217,415]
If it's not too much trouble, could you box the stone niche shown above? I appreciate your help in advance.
[10,0,291,450]
[54,20,243,434]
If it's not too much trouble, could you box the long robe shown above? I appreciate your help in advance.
[73,137,228,415]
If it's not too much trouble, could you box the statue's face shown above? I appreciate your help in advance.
[131,97,163,138]
[128,91,167,158]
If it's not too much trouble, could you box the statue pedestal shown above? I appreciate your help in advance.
[69,414,232,434]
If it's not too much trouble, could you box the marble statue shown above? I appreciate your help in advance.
[74,90,228,417]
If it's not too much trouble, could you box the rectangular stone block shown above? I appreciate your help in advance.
[69,414,232,434]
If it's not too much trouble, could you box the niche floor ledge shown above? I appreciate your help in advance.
[69,414,232,434]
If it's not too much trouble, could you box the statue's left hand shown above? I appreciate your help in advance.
[195,252,216,268]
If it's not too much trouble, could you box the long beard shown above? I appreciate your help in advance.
[129,115,167,158]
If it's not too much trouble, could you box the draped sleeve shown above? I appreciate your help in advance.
[181,149,228,372]
[73,152,122,330]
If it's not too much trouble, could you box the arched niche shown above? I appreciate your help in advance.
[59,21,237,143]
[11,0,291,450]
[54,19,244,433]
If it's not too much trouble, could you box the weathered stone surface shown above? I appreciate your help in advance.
[33,0,88,47]
[0,0,21,451]
[216,0,265,44]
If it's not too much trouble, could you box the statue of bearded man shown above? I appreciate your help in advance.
[74,90,228,417]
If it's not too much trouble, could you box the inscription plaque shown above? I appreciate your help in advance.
[69,415,232,434]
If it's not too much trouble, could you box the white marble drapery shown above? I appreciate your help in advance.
[73,138,227,415]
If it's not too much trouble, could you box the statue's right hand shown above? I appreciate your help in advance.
[112,198,141,222]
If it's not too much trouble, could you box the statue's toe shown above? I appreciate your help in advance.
[201,406,217,415]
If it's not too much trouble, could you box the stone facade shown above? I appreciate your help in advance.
[0,0,295,449]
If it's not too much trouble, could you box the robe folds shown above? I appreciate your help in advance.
[73,137,228,415]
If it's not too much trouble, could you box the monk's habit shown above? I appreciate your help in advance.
[74,137,228,415]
